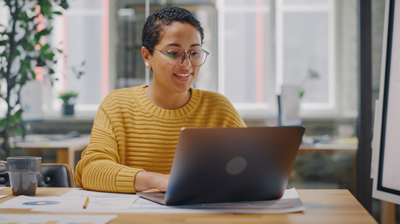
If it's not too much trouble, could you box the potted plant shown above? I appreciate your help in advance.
[59,91,78,116]
[0,0,69,159]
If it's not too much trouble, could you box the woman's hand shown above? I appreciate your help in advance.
[152,173,170,192]
[135,171,170,192]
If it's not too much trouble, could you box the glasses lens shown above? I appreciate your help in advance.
[189,50,205,66]
[165,50,184,65]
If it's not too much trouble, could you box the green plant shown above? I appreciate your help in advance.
[299,69,320,98]
[59,91,78,105]
[0,0,69,159]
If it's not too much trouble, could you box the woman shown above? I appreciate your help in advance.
[75,6,246,193]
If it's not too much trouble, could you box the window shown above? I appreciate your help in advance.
[112,1,218,93]
[277,0,335,110]
[217,0,350,119]
[217,0,275,118]
[30,0,358,119]
[46,0,110,116]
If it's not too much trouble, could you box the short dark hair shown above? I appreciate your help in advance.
[142,6,204,55]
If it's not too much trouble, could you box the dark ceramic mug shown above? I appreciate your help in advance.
[0,156,41,196]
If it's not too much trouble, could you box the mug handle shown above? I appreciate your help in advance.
[0,161,7,174]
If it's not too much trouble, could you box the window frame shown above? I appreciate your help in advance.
[276,0,336,112]
[216,0,341,119]
[38,0,354,121]
[42,2,109,119]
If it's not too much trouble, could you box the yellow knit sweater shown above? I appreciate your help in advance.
[75,84,246,193]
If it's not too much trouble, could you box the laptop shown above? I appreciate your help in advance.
[138,126,305,205]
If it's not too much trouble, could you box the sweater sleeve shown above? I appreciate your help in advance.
[75,106,144,193]
[227,106,247,128]
[212,92,247,128]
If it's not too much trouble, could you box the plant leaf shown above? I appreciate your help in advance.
[14,128,23,136]
[12,109,23,121]
[0,119,7,128]
[59,1,69,9]
[31,70,36,80]
[40,44,50,52]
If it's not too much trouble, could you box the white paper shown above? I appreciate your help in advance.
[125,188,305,213]
[60,189,138,199]
[0,195,8,199]
[0,214,116,224]
[0,187,8,190]
[31,188,305,214]
[1,196,135,211]
[0,196,86,209]
[281,188,301,199]
[33,197,136,211]
[26,189,138,211]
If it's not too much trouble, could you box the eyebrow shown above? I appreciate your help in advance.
[165,43,201,47]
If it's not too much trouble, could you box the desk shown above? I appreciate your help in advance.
[299,144,395,224]
[12,135,90,170]
[0,188,377,224]
[299,143,358,153]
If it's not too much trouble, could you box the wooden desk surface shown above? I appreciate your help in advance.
[0,188,377,224]
[9,135,91,169]
[299,143,358,153]
[12,134,90,149]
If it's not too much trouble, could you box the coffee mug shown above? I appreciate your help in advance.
[0,156,41,196]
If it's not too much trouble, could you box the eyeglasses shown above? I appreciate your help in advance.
[153,49,209,66]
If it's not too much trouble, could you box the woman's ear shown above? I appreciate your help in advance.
[141,46,152,68]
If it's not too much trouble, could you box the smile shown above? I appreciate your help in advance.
[175,73,191,77]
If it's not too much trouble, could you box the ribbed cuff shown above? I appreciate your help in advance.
[116,166,144,193]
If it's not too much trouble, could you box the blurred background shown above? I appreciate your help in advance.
[0,0,394,222]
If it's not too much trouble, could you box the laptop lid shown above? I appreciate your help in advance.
[162,126,305,205]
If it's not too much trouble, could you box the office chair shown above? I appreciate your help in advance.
[0,163,74,187]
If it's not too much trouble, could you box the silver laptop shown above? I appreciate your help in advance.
[138,126,305,205]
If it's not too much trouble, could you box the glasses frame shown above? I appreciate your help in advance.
[153,48,209,66]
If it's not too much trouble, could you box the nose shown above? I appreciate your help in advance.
[179,53,192,67]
